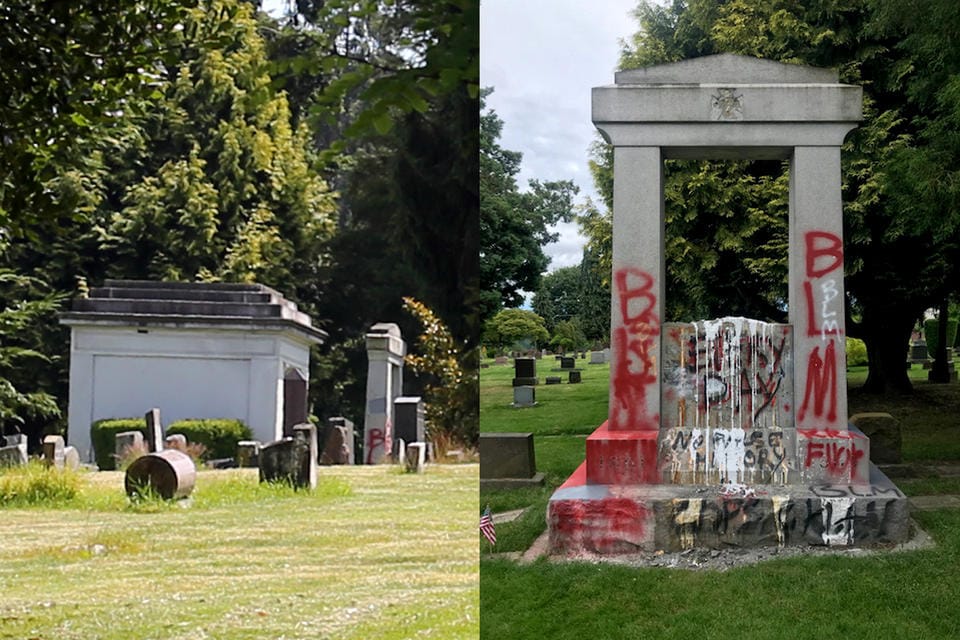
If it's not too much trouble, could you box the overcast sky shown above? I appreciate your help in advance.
[480,0,640,272]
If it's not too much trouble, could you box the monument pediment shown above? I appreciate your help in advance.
[615,53,838,85]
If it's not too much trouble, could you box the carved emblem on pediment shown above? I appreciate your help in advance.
[711,88,744,121]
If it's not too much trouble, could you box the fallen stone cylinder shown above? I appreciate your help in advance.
[124,449,197,500]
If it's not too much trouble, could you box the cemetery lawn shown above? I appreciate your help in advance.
[0,464,478,640]
[481,359,960,638]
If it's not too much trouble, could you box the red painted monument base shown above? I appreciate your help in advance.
[585,421,659,485]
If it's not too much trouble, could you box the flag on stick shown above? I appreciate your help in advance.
[480,504,496,546]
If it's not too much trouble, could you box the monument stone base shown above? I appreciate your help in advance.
[548,461,909,555]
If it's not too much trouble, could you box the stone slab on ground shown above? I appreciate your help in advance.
[481,473,546,491]
[492,508,528,525]
[548,462,910,554]
[518,518,934,570]
[909,494,960,511]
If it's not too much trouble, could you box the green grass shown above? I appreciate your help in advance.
[479,359,609,435]
[481,356,960,637]
[0,465,478,639]
[481,510,960,639]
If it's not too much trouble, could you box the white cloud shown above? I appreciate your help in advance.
[481,0,638,273]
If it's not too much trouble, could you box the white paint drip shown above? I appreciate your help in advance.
[821,497,855,546]
[772,495,789,546]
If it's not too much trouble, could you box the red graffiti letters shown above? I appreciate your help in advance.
[800,230,843,427]
[611,268,660,431]
[804,231,843,278]
[798,341,837,422]
[803,439,866,479]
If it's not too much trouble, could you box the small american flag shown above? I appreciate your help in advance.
[479,505,496,546]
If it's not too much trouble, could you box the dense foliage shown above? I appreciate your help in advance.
[1,0,479,452]
[579,0,960,393]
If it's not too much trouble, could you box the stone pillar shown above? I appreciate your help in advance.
[609,146,664,433]
[363,323,406,464]
[582,146,664,486]
[789,146,848,432]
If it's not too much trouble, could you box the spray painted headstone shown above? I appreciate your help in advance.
[547,54,908,554]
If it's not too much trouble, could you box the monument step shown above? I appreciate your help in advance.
[584,423,872,486]
[548,462,909,554]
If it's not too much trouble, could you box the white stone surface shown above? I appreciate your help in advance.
[364,324,406,464]
[64,325,315,464]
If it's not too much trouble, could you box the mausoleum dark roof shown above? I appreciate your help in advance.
[59,279,326,343]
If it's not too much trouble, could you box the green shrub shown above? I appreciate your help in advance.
[846,337,868,367]
[924,318,959,354]
[0,462,79,506]
[166,419,252,460]
[90,418,145,470]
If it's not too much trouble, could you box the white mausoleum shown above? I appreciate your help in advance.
[60,280,326,464]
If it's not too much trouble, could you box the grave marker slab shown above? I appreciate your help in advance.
[115,430,144,465]
[480,432,545,489]
[236,440,261,468]
[394,397,425,446]
[63,446,80,471]
[42,435,65,469]
[320,417,354,465]
[145,408,163,453]
[512,357,538,387]
[0,445,26,467]
[512,386,536,407]
[405,442,426,473]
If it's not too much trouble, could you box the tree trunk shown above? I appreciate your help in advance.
[930,299,951,383]
[861,310,915,394]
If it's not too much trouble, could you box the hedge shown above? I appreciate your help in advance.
[924,318,959,354]
[166,419,252,460]
[90,418,145,470]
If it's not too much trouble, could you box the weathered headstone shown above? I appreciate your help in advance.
[0,444,26,468]
[494,356,509,366]
[589,351,605,365]
[560,356,575,370]
[259,425,316,489]
[145,408,163,453]
[42,435,65,469]
[293,423,318,489]
[512,357,538,387]
[125,449,196,500]
[909,342,929,362]
[236,440,261,468]
[115,430,144,464]
[480,432,545,489]
[602,348,610,363]
[545,376,562,385]
[63,446,81,471]
[393,438,406,465]
[394,397,425,447]
[568,371,581,384]
[512,386,536,407]
[3,433,27,462]
[319,417,354,465]
[164,434,187,451]
[405,442,426,473]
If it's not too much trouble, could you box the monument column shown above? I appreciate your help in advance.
[788,145,849,432]
[363,323,406,464]
[609,146,664,432]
